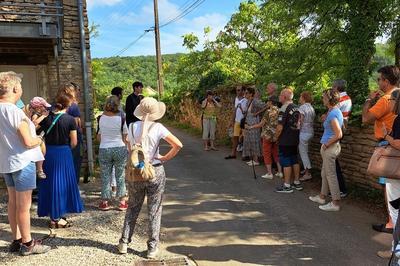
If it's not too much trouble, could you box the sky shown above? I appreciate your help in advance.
[87,0,243,58]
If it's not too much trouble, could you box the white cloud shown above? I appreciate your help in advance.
[87,0,124,10]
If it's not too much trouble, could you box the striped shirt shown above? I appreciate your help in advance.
[338,92,352,120]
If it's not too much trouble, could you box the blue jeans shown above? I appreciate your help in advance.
[3,162,36,192]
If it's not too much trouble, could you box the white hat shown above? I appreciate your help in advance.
[134,97,166,121]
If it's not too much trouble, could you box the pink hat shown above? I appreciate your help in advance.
[30,97,51,108]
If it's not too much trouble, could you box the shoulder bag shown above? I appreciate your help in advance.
[367,145,400,179]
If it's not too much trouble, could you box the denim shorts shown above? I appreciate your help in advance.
[2,162,36,192]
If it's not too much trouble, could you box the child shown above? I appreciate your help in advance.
[23,97,51,179]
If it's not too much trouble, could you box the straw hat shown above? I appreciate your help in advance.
[134,97,166,121]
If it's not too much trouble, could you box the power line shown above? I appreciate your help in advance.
[159,0,206,29]
[114,30,150,56]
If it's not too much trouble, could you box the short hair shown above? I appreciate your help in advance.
[323,88,340,106]
[282,87,294,100]
[206,90,214,96]
[391,89,400,115]
[54,93,73,111]
[0,71,22,96]
[104,95,120,113]
[332,79,347,92]
[300,91,313,103]
[132,81,144,90]
[111,86,123,96]
[378,65,400,86]
[267,82,277,90]
[245,87,255,96]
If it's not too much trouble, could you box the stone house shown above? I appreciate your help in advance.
[0,0,94,178]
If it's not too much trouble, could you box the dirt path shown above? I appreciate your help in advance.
[0,127,393,265]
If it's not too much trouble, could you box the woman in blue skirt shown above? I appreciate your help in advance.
[37,91,83,228]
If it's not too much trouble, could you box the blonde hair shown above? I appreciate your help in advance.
[104,95,120,113]
[281,87,294,100]
[0,71,22,96]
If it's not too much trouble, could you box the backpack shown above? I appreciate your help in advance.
[285,103,301,131]
[126,122,159,182]
[96,111,126,135]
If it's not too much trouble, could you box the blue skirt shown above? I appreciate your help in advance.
[38,145,84,220]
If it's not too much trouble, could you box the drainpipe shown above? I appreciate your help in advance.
[77,0,94,180]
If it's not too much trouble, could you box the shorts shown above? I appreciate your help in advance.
[279,145,298,168]
[233,122,242,137]
[2,162,36,192]
[377,140,389,185]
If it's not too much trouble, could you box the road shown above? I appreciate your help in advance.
[0,127,393,265]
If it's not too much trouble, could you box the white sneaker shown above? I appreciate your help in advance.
[261,173,274,179]
[247,161,260,166]
[309,195,326,204]
[275,172,283,178]
[117,242,127,254]
[147,247,159,259]
[319,202,340,211]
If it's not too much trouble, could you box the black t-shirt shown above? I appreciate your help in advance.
[40,112,77,145]
[278,103,300,146]
[125,93,142,126]
[392,115,400,140]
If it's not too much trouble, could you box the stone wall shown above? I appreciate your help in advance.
[170,87,380,190]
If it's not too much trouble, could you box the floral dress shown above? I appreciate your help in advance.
[243,99,265,157]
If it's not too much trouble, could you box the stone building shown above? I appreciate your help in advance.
[0,0,94,178]
[0,0,92,115]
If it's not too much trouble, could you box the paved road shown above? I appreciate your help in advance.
[160,128,392,265]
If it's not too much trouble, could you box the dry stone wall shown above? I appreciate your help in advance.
[171,87,380,190]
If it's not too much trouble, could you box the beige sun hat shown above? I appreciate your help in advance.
[134,97,166,121]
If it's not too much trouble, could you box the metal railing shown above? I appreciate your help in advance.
[0,0,63,37]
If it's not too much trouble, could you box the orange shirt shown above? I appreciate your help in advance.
[369,92,396,140]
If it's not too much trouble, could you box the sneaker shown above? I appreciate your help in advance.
[292,182,303,191]
[319,202,340,211]
[299,174,312,181]
[309,195,326,204]
[275,185,293,193]
[20,239,51,256]
[261,173,274,179]
[340,192,347,198]
[99,201,111,211]
[275,172,283,178]
[9,239,22,252]
[117,242,128,254]
[147,246,159,259]
[37,171,46,179]
[377,250,392,259]
[224,155,236,160]
[118,202,128,211]
[246,160,260,166]
[236,144,243,152]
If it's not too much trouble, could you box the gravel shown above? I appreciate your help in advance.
[0,179,178,266]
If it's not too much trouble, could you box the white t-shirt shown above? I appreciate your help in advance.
[235,97,248,123]
[99,114,128,149]
[127,121,171,165]
[0,103,44,173]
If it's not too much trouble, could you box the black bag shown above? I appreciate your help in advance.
[240,99,253,129]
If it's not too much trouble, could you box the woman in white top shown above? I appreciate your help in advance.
[97,95,128,211]
[298,91,315,181]
[0,71,50,255]
[118,97,183,259]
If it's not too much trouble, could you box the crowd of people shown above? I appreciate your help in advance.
[0,72,182,259]
[201,65,399,260]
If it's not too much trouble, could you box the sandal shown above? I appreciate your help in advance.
[49,218,72,229]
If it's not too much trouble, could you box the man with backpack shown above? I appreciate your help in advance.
[275,87,302,193]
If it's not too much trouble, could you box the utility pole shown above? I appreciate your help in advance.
[153,0,164,98]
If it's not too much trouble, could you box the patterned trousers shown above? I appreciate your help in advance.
[120,165,166,249]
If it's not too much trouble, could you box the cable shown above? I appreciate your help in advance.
[114,30,149,56]
[159,0,206,29]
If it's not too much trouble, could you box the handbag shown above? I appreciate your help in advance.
[240,99,253,129]
[367,145,400,179]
